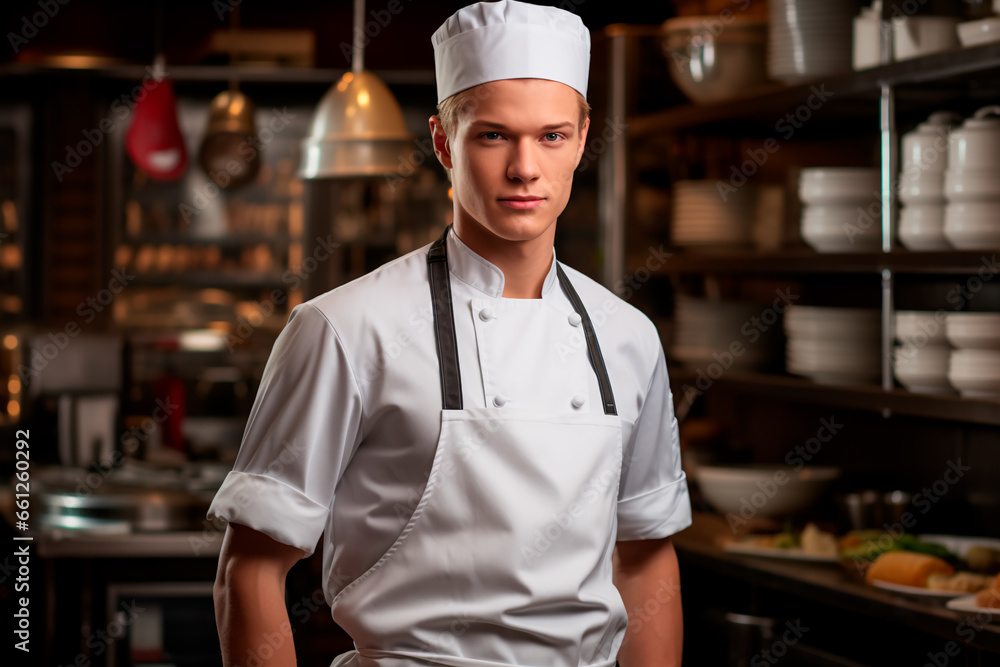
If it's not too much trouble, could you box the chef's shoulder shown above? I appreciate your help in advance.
[557,262,664,366]
[291,244,431,342]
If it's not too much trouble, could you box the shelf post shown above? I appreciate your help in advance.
[599,29,627,291]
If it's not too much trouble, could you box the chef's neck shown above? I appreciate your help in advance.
[453,220,556,299]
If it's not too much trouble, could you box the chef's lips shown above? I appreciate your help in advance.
[126,78,189,181]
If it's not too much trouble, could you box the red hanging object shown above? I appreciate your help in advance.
[126,77,188,181]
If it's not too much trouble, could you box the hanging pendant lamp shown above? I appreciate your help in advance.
[299,0,414,179]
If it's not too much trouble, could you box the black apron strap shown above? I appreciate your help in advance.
[428,224,464,410]
[426,224,617,416]
[556,264,618,417]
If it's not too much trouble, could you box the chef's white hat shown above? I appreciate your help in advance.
[432,0,591,103]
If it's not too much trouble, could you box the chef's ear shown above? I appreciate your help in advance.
[573,116,591,169]
[429,116,454,169]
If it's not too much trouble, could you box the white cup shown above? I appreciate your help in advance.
[892,16,960,60]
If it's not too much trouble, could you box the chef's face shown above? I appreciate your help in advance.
[431,78,590,243]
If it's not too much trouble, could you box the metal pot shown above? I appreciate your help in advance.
[198,89,261,189]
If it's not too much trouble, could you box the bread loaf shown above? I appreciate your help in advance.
[975,574,1000,608]
[865,551,955,588]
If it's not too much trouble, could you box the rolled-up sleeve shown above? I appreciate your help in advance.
[616,344,692,541]
[207,302,364,556]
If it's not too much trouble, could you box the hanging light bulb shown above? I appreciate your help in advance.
[299,0,414,179]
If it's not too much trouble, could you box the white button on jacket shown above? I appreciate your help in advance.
[208,228,692,624]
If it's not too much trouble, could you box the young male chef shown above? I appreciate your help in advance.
[209,2,691,666]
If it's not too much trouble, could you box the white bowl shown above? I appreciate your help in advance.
[958,17,1000,47]
[893,344,954,393]
[946,313,1000,349]
[662,17,770,104]
[944,202,1000,249]
[948,350,1000,397]
[894,310,949,345]
[898,205,949,251]
[944,168,1000,202]
[802,217,883,252]
[696,464,841,518]
[799,168,882,204]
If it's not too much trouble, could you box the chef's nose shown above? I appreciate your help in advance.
[506,139,541,183]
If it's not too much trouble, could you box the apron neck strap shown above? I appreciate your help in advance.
[427,224,617,416]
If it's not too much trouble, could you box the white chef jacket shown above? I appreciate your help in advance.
[207,228,691,604]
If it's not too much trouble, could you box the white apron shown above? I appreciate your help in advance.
[329,225,626,667]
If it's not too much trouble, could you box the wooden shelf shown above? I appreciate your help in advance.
[630,41,1000,135]
[634,248,1000,275]
[129,270,288,290]
[668,367,1000,426]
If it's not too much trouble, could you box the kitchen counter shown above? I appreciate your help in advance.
[674,513,1000,657]
[34,528,223,558]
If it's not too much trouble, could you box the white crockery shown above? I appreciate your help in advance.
[948,106,1000,171]
[799,168,882,205]
[898,169,946,204]
[945,313,1000,350]
[957,17,1000,47]
[892,16,961,61]
[902,111,962,172]
[894,311,949,345]
[899,204,950,250]
[944,168,1000,202]
[696,465,841,518]
[893,344,955,394]
[948,349,1000,398]
[943,202,1000,249]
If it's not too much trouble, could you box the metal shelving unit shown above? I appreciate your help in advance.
[602,26,1000,427]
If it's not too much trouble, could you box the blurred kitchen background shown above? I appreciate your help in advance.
[3,0,1000,665]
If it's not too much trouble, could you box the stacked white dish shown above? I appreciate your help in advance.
[892,310,953,394]
[946,313,1000,398]
[785,305,882,385]
[768,0,855,81]
[670,297,776,371]
[944,106,1000,249]
[799,168,882,252]
[671,180,756,247]
[898,112,962,251]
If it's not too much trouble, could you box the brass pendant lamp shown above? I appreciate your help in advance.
[299,0,414,179]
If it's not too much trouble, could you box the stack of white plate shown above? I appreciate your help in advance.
[946,313,1000,397]
[671,181,757,247]
[768,0,856,82]
[670,297,776,371]
[799,168,882,252]
[893,345,954,394]
[785,305,882,385]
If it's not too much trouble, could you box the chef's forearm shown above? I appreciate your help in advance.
[214,524,304,667]
[613,537,684,667]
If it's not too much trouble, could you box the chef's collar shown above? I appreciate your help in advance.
[447,227,559,299]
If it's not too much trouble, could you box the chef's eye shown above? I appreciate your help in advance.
[543,132,564,142]
[483,132,503,140]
